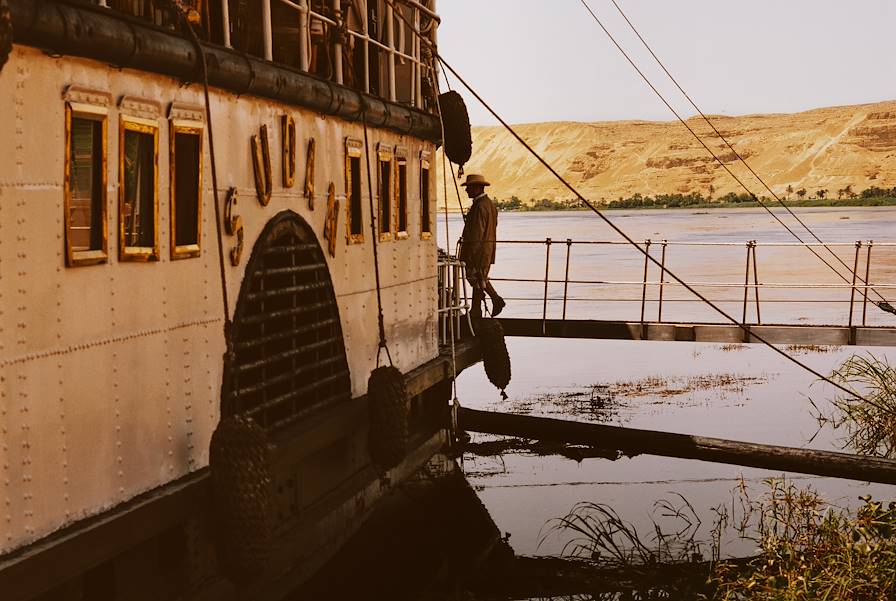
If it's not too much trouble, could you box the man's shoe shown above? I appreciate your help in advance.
[491,297,506,317]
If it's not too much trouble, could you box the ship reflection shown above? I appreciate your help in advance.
[292,456,708,601]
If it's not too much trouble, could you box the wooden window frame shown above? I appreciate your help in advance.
[168,105,204,260]
[344,138,364,244]
[394,146,408,240]
[420,150,432,240]
[64,101,109,267]
[376,143,393,242]
[118,116,160,262]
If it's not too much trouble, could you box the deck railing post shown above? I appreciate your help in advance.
[848,240,862,328]
[657,240,667,322]
[332,0,343,84]
[542,238,552,334]
[862,240,873,326]
[752,241,761,325]
[742,241,752,324]
[386,0,396,101]
[562,239,572,320]
[298,0,309,71]
[640,239,651,339]
[220,0,232,48]
[261,0,273,61]
[361,0,370,92]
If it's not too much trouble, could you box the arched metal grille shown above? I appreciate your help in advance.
[225,212,351,431]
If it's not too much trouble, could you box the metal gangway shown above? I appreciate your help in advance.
[444,238,896,347]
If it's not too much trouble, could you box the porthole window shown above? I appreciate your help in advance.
[169,104,205,259]
[345,138,364,244]
[64,98,109,266]
[420,151,432,240]
[377,143,393,242]
[119,101,160,262]
[395,148,408,239]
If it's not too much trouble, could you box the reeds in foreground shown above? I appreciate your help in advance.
[819,353,896,457]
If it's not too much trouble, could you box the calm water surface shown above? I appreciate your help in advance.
[441,208,896,558]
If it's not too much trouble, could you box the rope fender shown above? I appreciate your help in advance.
[477,319,511,399]
[209,416,273,585]
[367,365,411,470]
[437,90,472,174]
[0,0,12,74]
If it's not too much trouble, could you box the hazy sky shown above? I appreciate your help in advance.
[437,0,896,125]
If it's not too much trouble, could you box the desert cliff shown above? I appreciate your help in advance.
[438,100,896,208]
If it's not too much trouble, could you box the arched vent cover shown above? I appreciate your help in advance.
[224,211,351,431]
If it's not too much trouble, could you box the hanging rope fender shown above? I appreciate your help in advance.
[477,318,511,400]
[360,103,412,468]
[367,365,411,469]
[209,416,274,585]
[437,90,472,176]
[0,0,12,74]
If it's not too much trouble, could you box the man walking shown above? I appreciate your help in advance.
[459,173,505,318]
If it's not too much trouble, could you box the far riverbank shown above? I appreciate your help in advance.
[438,196,896,213]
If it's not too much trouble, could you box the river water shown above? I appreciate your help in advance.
[441,207,896,559]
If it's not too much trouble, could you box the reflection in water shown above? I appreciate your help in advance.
[449,209,896,562]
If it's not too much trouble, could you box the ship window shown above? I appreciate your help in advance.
[119,119,159,261]
[395,154,408,239]
[420,155,431,239]
[345,139,363,244]
[170,125,203,259]
[377,144,392,241]
[65,107,108,266]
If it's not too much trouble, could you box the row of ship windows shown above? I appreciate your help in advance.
[65,103,203,267]
[344,141,432,245]
[64,104,434,268]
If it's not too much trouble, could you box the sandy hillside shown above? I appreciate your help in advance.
[438,100,896,208]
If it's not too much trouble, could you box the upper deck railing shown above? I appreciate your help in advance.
[94,0,439,111]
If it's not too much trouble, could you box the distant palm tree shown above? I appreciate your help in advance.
[817,189,828,200]
[796,188,807,199]
[786,184,794,199]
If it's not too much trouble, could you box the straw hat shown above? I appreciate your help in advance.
[460,173,490,187]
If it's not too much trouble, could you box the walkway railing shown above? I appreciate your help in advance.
[437,250,469,345]
[481,239,896,329]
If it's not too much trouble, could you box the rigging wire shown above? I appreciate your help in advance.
[384,0,879,406]
[582,0,894,315]
[435,54,879,408]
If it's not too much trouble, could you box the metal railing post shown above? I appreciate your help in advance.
[386,0,396,101]
[848,240,862,328]
[742,241,752,324]
[220,0,232,48]
[332,0,344,84]
[562,239,572,320]
[361,0,370,92]
[751,241,761,325]
[657,240,667,322]
[542,238,552,334]
[298,0,309,71]
[862,240,873,326]
[262,0,273,60]
[639,239,651,339]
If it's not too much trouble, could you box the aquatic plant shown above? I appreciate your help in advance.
[818,353,896,457]
[540,479,896,599]
[711,481,896,600]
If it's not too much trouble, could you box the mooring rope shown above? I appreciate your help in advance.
[167,1,232,343]
[361,108,393,367]
[582,0,895,317]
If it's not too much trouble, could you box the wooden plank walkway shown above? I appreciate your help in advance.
[499,318,896,346]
